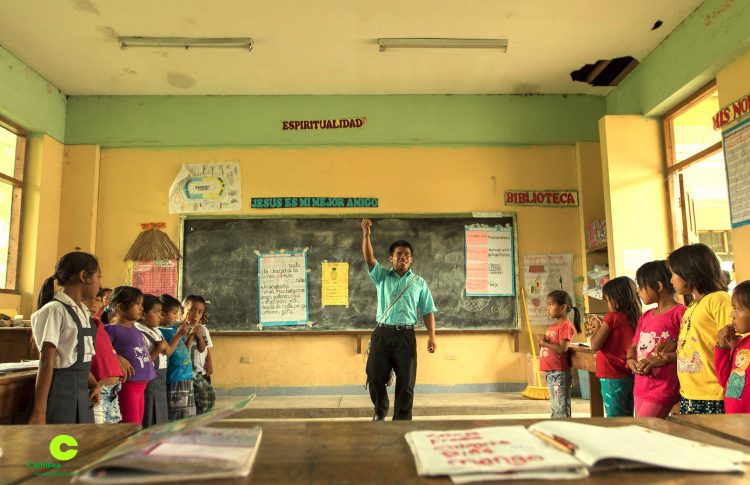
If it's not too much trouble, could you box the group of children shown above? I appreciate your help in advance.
[29,251,216,426]
[539,242,749,418]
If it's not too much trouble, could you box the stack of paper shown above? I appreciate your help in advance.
[405,425,588,483]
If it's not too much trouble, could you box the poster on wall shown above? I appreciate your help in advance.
[464,225,514,297]
[321,262,349,307]
[523,254,574,327]
[257,251,308,327]
[168,162,241,214]
[127,260,179,297]
[722,118,750,229]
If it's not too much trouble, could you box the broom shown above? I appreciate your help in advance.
[521,288,550,400]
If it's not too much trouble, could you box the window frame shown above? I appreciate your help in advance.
[0,116,26,293]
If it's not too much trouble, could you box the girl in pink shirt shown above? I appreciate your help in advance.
[627,261,685,418]
[538,290,581,418]
[716,280,750,413]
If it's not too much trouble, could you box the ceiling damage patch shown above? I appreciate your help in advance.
[570,56,638,87]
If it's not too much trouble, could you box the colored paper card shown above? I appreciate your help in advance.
[258,252,308,326]
[168,162,241,214]
[127,259,178,298]
[523,254,574,327]
[321,262,349,307]
[464,226,514,297]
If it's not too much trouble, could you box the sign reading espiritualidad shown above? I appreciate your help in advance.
[504,190,579,207]
[282,117,367,131]
[251,197,378,209]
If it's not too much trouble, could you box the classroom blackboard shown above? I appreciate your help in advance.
[180,215,519,332]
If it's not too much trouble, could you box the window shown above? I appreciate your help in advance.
[0,121,25,291]
[698,230,733,259]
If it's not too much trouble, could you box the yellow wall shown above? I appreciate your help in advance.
[58,145,100,256]
[575,142,609,314]
[96,145,583,388]
[695,202,731,231]
[18,135,64,316]
[717,50,750,281]
[600,116,672,277]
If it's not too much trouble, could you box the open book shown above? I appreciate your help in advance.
[405,421,745,483]
[73,395,261,484]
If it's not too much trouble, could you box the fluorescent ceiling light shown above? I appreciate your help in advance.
[378,38,508,52]
[119,37,253,52]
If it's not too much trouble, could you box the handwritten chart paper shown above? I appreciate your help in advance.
[127,260,178,297]
[258,252,308,326]
[465,226,514,296]
[321,262,349,306]
[523,254,574,327]
[168,162,241,214]
[723,119,750,228]
[405,426,584,478]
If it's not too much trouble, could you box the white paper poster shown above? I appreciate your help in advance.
[465,226,514,297]
[168,162,241,214]
[723,118,750,229]
[523,254,574,327]
[257,252,308,326]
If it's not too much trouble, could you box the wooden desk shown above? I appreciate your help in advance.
[0,370,36,424]
[1,423,140,484]
[668,414,750,446]
[21,417,750,484]
[569,345,603,417]
[0,327,39,363]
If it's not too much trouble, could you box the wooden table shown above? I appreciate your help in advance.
[569,344,603,417]
[0,327,39,363]
[0,370,36,424]
[1,423,140,484]
[15,417,750,484]
[668,414,750,446]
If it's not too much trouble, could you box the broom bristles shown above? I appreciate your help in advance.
[124,228,181,261]
[522,385,550,400]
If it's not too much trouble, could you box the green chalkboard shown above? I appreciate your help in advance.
[180,214,519,332]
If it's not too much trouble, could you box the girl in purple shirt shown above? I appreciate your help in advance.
[105,286,156,424]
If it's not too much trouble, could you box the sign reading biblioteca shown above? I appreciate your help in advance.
[504,190,579,207]
[251,197,378,209]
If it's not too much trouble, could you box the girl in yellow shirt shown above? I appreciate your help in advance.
[666,243,732,415]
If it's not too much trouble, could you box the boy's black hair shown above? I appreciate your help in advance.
[109,286,144,313]
[667,243,727,295]
[97,287,112,298]
[546,289,581,332]
[182,294,206,306]
[160,294,182,312]
[142,294,162,313]
[636,260,675,295]
[389,240,414,256]
[734,281,750,311]
[602,277,642,331]
[38,252,99,310]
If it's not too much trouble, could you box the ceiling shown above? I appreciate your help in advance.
[0,0,703,95]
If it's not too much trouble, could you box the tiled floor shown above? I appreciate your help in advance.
[219,392,591,421]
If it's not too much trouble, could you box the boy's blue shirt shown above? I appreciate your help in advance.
[159,325,194,384]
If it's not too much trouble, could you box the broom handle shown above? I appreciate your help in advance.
[521,288,545,386]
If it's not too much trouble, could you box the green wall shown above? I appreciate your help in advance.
[607,0,750,116]
[0,47,66,141]
[65,94,605,147]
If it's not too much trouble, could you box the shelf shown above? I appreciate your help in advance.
[586,244,608,254]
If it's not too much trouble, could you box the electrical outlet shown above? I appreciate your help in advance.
[444,352,456,360]
[240,355,253,364]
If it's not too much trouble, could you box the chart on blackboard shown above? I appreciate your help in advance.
[181,215,519,332]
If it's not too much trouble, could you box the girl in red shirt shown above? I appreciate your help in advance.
[716,280,750,413]
[590,277,641,417]
[538,290,581,418]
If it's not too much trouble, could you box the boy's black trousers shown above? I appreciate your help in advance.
[366,325,417,420]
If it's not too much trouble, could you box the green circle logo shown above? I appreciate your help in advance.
[50,435,78,461]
